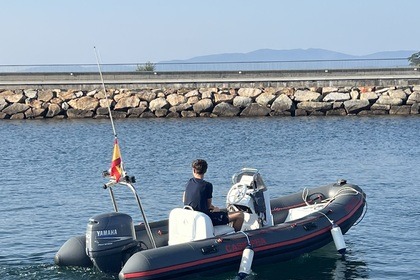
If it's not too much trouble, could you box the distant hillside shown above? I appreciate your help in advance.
[156,48,416,71]
[12,48,417,73]
[162,48,416,63]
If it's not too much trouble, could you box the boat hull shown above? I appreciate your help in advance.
[55,182,366,279]
[119,183,366,280]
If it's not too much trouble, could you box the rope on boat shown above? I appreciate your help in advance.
[303,184,366,255]
[302,185,361,207]
[238,231,251,245]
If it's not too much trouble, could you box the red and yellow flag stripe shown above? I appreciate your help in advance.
[110,139,123,182]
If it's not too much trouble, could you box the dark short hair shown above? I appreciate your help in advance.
[192,159,208,175]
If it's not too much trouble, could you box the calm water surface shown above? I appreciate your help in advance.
[0,116,419,280]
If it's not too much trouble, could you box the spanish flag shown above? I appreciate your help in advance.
[110,138,123,182]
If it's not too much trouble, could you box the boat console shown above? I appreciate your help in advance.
[168,169,274,245]
[226,168,274,230]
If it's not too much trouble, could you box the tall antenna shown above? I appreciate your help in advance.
[94,46,117,138]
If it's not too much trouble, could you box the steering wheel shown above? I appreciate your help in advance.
[227,183,247,204]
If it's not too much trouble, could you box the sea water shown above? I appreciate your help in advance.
[0,116,419,280]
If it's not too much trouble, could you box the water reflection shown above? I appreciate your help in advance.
[228,244,369,280]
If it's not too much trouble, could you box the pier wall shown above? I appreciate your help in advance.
[0,69,419,119]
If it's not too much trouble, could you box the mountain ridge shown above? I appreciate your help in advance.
[162,48,416,63]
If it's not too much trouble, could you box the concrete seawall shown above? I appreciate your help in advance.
[1,68,420,89]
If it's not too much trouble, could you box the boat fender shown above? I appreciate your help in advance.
[331,223,346,255]
[236,245,254,279]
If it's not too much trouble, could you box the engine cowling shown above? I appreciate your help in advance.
[86,212,138,274]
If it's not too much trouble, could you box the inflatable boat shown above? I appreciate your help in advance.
[55,168,366,279]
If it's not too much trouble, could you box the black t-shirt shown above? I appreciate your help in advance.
[184,178,213,214]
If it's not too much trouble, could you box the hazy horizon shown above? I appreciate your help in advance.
[1,0,419,65]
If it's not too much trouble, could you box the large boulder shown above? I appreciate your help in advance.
[323,92,350,102]
[169,103,192,112]
[38,90,54,102]
[96,107,110,116]
[140,111,156,118]
[67,109,94,118]
[294,90,322,102]
[271,94,293,112]
[376,96,403,106]
[371,104,390,111]
[233,96,252,108]
[344,100,370,114]
[155,109,168,117]
[149,97,169,112]
[111,110,128,118]
[2,103,30,115]
[86,89,97,97]
[68,96,99,111]
[181,111,197,118]
[407,92,420,104]
[212,102,240,117]
[185,89,200,98]
[256,92,276,107]
[187,96,199,105]
[326,108,347,116]
[136,91,156,102]
[26,99,43,109]
[166,111,180,118]
[114,92,132,102]
[166,94,186,106]
[388,89,407,101]
[389,105,411,115]
[214,93,235,104]
[0,90,25,103]
[99,98,114,108]
[199,88,216,99]
[128,107,147,117]
[57,90,76,101]
[240,103,271,117]
[46,104,62,117]
[322,87,339,94]
[411,103,420,114]
[25,108,45,118]
[114,96,140,110]
[297,102,333,111]
[24,89,38,99]
[10,113,25,120]
[193,99,213,113]
[0,97,7,111]
[360,91,379,102]
[238,88,262,98]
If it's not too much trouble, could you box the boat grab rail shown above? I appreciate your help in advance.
[103,177,157,249]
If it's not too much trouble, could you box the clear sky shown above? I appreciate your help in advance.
[1,0,419,65]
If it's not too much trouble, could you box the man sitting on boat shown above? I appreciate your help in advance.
[183,159,244,232]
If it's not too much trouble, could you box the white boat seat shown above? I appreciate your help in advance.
[168,208,234,246]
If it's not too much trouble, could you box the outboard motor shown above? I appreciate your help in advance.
[86,212,138,274]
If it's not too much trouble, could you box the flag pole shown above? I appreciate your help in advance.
[94,47,157,248]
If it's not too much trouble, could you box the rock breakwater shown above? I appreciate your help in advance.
[1,86,419,119]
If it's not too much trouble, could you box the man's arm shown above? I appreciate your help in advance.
[208,198,220,212]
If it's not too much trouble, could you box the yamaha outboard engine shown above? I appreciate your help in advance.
[86,212,138,274]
